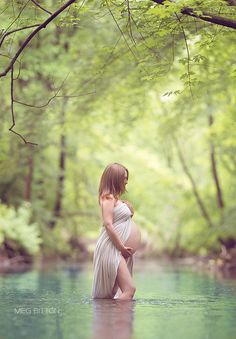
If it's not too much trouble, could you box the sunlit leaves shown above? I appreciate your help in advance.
[0,0,236,258]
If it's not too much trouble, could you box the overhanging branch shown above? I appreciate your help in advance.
[153,0,236,30]
[0,0,77,78]
[30,0,52,15]
[226,0,236,6]
[0,24,40,48]
[9,66,38,145]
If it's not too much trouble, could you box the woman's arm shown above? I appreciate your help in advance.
[101,194,133,256]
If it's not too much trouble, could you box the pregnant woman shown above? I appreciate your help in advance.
[91,163,141,300]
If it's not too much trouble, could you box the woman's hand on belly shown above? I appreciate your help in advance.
[121,246,133,258]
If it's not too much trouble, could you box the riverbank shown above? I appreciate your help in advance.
[0,249,236,279]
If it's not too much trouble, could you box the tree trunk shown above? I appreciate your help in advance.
[24,147,34,201]
[208,114,225,209]
[49,25,68,228]
[54,133,66,218]
[49,99,67,228]
[173,137,214,228]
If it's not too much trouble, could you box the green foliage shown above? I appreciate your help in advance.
[0,0,236,260]
[0,202,42,255]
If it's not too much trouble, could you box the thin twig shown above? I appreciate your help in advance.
[9,66,38,145]
[0,0,77,78]
[13,59,22,80]
[0,4,10,17]
[130,16,162,60]
[126,0,136,45]
[14,73,70,108]
[14,91,96,108]
[0,52,21,66]
[0,24,40,47]
[105,0,138,62]
[30,0,52,15]
[4,0,31,34]
[175,13,193,98]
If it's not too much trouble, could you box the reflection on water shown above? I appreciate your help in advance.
[92,299,135,339]
[0,261,236,339]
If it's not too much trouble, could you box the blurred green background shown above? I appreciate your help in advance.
[0,0,236,266]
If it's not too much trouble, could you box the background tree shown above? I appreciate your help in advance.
[0,0,235,263]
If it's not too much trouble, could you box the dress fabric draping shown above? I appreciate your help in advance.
[91,202,134,299]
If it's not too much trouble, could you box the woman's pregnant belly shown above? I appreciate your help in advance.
[124,219,141,254]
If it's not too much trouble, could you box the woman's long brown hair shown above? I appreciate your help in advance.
[98,163,129,204]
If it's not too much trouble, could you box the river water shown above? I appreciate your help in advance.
[0,259,235,339]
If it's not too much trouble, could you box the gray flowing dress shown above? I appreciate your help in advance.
[91,202,134,299]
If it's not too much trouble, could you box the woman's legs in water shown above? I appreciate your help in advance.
[112,256,136,300]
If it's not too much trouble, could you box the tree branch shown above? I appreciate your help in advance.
[30,0,52,15]
[173,136,214,228]
[225,0,236,6]
[175,13,193,97]
[105,0,138,62]
[126,0,136,45]
[4,0,31,34]
[14,91,96,108]
[0,24,40,48]
[9,66,38,145]
[0,0,77,78]
[153,0,236,30]
[208,113,225,209]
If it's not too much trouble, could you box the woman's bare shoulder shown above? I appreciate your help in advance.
[99,193,116,206]
[100,192,115,200]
